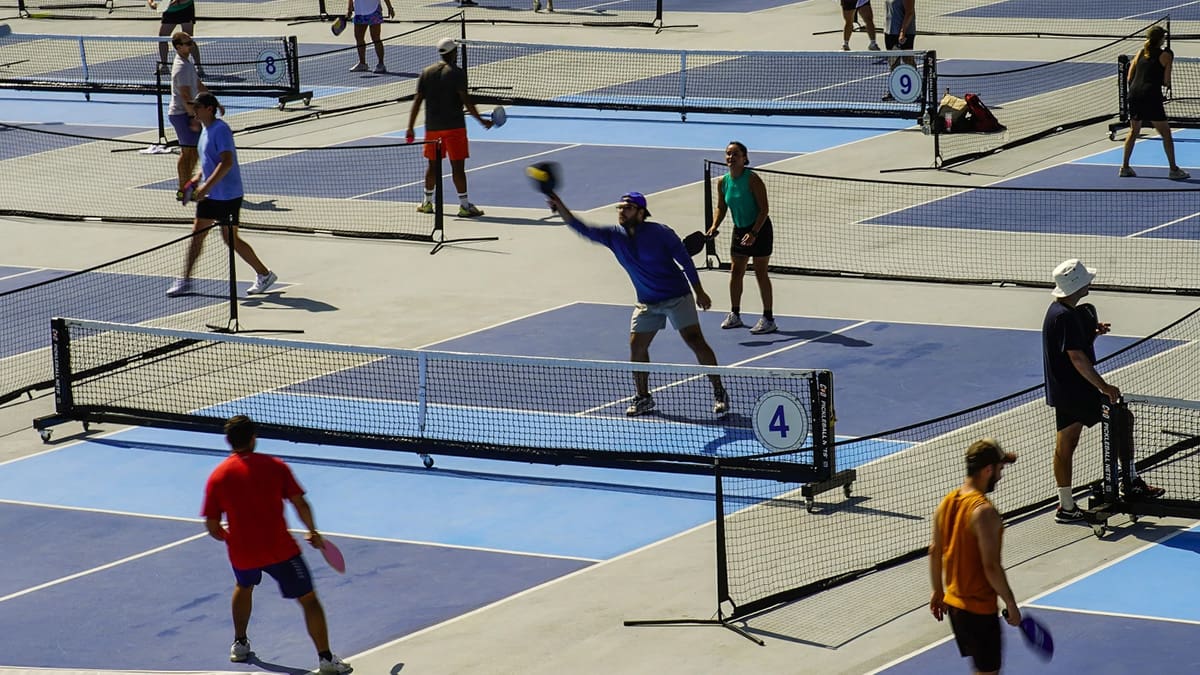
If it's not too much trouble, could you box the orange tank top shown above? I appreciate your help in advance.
[937,487,1001,615]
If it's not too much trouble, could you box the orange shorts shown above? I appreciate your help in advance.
[424,127,469,161]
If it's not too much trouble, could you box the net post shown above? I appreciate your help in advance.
[429,139,499,255]
[702,160,718,269]
[204,221,240,333]
[156,69,167,146]
[317,0,328,19]
[287,36,302,95]
[1100,401,1122,503]
[50,318,74,416]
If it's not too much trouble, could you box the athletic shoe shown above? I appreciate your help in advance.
[229,638,251,663]
[458,203,485,218]
[1127,477,1166,499]
[247,270,278,295]
[318,654,352,674]
[841,43,850,51]
[547,0,554,9]
[349,62,369,72]
[881,92,895,102]
[1055,505,1086,523]
[157,63,170,75]
[459,0,478,5]
[1169,167,1191,180]
[166,279,192,297]
[533,0,540,8]
[868,42,881,51]
[416,201,434,214]
[750,317,777,334]
[626,394,656,417]
[713,389,730,417]
[1118,166,1137,177]
[374,63,387,74]
[720,312,743,329]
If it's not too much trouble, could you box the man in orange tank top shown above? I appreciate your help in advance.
[929,438,1022,674]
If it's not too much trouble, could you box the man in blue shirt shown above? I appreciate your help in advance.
[168,92,277,298]
[548,190,729,417]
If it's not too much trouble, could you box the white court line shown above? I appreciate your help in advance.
[1122,0,1200,21]
[0,532,207,605]
[1126,210,1200,238]
[0,266,47,282]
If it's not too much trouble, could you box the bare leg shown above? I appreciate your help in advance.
[370,24,385,66]
[181,219,213,279]
[1152,120,1183,171]
[1053,422,1083,489]
[450,158,468,195]
[679,324,723,393]
[728,255,748,309]
[157,22,173,71]
[178,147,197,191]
[842,9,854,44]
[354,24,368,66]
[220,224,269,276]
[858,3,878,42]
[629,331,656,396]
[231,584,253,640]
[1121,119,1142,171]
[752,255,773,313]
[424,158,438,192]
[297,592,332,653]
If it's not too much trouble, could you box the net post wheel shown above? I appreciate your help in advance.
[887,63,922,104]
[752,390,811,452]
[490,106,507,128]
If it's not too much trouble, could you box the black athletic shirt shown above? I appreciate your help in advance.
[1042,301,1096,407]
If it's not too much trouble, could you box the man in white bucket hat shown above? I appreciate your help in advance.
[1041,259,1162,523]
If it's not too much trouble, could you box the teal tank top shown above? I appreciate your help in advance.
[722,169,759,230]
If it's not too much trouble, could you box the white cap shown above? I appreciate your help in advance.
[1051,259,1096,297]
[437,37,457,55]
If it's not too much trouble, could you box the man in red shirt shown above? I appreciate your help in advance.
[202,415,351,674]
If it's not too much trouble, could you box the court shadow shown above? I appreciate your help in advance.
[740,329,872,349]
[243,654,310,675]
[240,293,339,313]
[242,199,291,213]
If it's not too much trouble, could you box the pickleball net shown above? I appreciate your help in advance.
[461,40,937,120]
[715,303,1200,627]
[9,0,662,27]
[1113,52,1200,135]
[702,160,1200,293]
[0,31,307,107]
[36,317,836,481]
[0,225,233,406]
[0,122,453,246]
[919,1,1192,39]
[1105,395,1200,503]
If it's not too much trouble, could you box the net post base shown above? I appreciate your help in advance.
[206,319,305,335]
[623,615,764,646]
[430,235,500,255]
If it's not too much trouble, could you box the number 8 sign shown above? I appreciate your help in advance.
[752,390,811,452]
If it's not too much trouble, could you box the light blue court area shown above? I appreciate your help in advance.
[1074,129,1200,178]
[0,89,291,127]
[882,525,1200,673]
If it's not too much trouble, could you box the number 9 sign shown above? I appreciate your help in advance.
[887,63,922,104]
[752,390,811,452]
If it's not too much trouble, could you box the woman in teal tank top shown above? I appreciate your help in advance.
[706,141,776,334]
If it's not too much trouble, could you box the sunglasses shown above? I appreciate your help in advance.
[173,40,193,46]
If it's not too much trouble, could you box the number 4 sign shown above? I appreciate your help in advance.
[752,390,811,452]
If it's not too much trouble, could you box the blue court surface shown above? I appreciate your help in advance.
[0,301,1175,671]
[948,0,1200,22]
[879,525,1200,673]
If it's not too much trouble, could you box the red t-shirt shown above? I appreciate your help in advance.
[202,452,304,570]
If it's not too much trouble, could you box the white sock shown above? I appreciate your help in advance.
[1058,487,1076,510]
[423,190,433,203]
[458,192,470,208]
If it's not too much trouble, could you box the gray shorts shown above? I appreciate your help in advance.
[630,294,698,334]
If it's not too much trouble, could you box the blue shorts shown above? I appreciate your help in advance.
[353,7,383,25]
[168,113,200,147]
[233,554,314,599]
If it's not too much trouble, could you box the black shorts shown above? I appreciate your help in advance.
[1128,93,1167,122]
[1054,396,1103,431]
[162,3,196,25]
[730,218,774,258]
[196,196,242,225]
[841,0,865,11]
[885,33,914,50]
[232,555,314,599]
[949,606,1001,673]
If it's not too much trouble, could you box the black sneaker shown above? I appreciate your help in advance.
[1055,506,1086,523]
[1126,477,1166,499]
[625,394,656,417]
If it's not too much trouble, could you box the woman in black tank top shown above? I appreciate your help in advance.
[1119,25,1190,180]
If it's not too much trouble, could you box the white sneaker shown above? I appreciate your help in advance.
[166,278,192,297]
[720,312,743,329]
[868,42,880,51]
[247,270,277,295]
[750,317,777,334]
[349,62,368,72]
[374,63,387,74]
[319,654,353,673]
[841,43,850,51]
[229,639,251,663]
[625,394,656,417]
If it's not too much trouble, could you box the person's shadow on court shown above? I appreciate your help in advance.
[741,328,873,349]
[242,654,310,674]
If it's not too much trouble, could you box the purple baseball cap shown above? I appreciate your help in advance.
[620,192,651,216]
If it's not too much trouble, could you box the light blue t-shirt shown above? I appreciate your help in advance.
[198,119,243,201]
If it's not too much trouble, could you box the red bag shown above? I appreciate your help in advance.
[964,93,1005,132]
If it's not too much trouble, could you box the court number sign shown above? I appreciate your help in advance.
[752,390,810,452]
[887,64,922,104]
[257,49,285,84]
